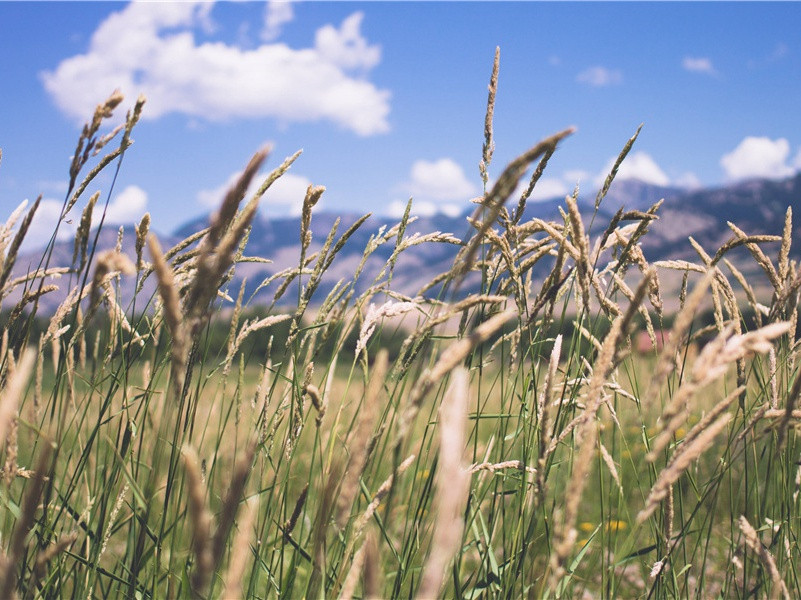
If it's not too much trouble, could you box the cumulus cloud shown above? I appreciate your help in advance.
[595,152,670,187]
[261,0,294,42]
[682,56,717,76]
[720,136,796,181]
[198,169,314,217]
[41,2,390,136]
[576,66,622,87]
[388,158,477,218]
[528,177,569,201]
[406,158,477,202]
[315,12,380,71]
[24,199,75,250]
[105,185,148,224]
[17,185,147,251]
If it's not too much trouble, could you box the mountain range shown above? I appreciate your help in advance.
[9,173,801,314]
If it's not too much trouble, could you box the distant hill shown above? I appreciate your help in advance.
[8,173,801,313]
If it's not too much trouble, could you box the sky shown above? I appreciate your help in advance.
[1,1,800,246]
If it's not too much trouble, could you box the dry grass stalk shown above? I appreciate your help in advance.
[649,323,789,461]
[353,454,416,537]
[134,212,150,272]
[283,483,309,541]
[664,483,674,547]
[149,235,187,396]
[72,190,100,272]
[769,348,779,409]
[778,207,792,282]
[300,184,325,253]
[99,483,129,559]
[417,368,471,599]
[224,314,291,378]
[88,249,135,314]
[599,443,623,494]
[565,194,591,311]
[3,413,17,485]
[397,309,515,447]
[356,301,418,356]
[776,367,801,451]
[479,46,499,186]
[727,222,781,291]
[595,124,642,209]
[637,413,731,523]
[211,438,258,572]
[0,348,35,451]
[0,196,41,294]
[34,533,78,580]
[468,460,536,475]
[337,350,387,528]
[6,285,58,330]
[0,200,30,263]
[182,446,212,595]
[220,497,258,600]
[339,539,367,600]
[738,516,790,600]
[33,338,43,419]
[645,269,715,407]
[453,128,574,281]
[677,385,744,454]
[0,441,52,599]
[551,316,624,584]
[183,149,269,333]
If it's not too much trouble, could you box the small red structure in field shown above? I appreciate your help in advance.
[635,329,668,353]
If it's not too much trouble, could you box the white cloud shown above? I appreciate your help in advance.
[675,172,702,190]
[720,137,795,181]
[386,199,461,219]
[24,199,75,251]
[104,185,148,224]
[406,158,477,202]
[198,169,313,217]
[41,3,390,136]
[595,152,670,187]
[682,56,717,76]
[387,157,477,218]
[793,147,801,170]
[528,177,569,201]
[314,12,380,71]
[261,0,294,42]
[576,66,622,87]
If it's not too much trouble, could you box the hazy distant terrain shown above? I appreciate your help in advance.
[13,173,799,314]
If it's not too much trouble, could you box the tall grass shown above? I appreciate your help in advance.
[0,51,799,599]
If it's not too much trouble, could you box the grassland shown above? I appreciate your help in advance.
[0,52,799,599]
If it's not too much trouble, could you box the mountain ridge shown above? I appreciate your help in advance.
[8,173,801,313]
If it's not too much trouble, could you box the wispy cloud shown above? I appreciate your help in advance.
[682,56,717,76]
[41,3,390,136]
[720,136,796,181]
[576,66,622,87]
[261,0,294,42]
[748,42,789,69]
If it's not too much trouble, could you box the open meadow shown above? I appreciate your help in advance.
[1,51,801,599]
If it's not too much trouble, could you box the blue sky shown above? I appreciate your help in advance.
[1,1,800,244]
